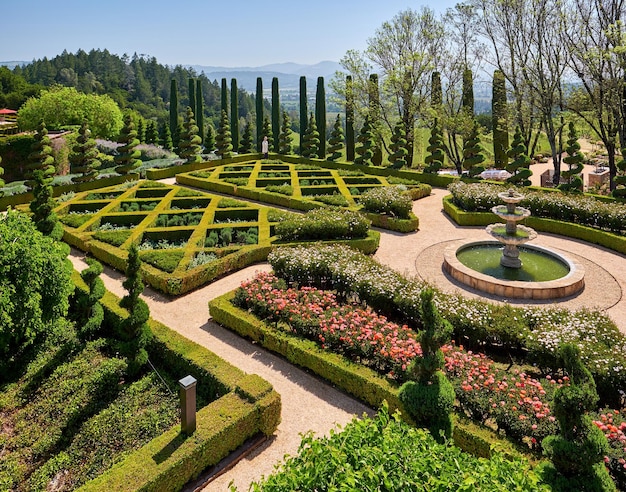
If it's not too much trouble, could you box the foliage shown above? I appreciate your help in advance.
[231,78,240,152]
[196,78,204,145]
[256,77,264,151]
[114,113,141,175]
[70,120,101,183]
[169,79,178,148]
[360,186,413,218]
[506,126,533,186]
[25,120,55,189]
[145,120,158,145]
[0,210,72,360]
[315,76,326,158]
[345,75,355,161]
[204,123,215,153]
[249,403,547,492]
[275,208,370,241]
[75,258,105,340]
[301,113,320,159]
[216,109,233,159]
[388,121,408,169]
[278,110,293,155]
[299,76,308,155]
[327,113,344,161]
[492,69,509,168]
[140,250,184,273]
[354,115,375,166]
[424,118,445,174]
[239,121,253,153]
[178,106,203,164]
[462,121,486,177]
[204,227,258,247]
[271,77,280,153]
[559,122,584,192]
[30,137,64,241]
[187,251,218,269]
[262,116,273,153]
[0,154,4,193]
[18,86,123,139]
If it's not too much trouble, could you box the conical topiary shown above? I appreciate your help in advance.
[114,113,141,175]
[178,106,203,164]
[262,116,273,153]
[26,120,55,189]
[506,125,532,186]
[216,109,233,159]
[559,122,584,192]
[462,121,486,178]
[301,113,320,159]
[424,118,444,174]
[327,113,344,161]
[278,110,293,155]
[239,121,253,154]
[389,121,408,169]
[71,120,100,183]
[354,115,375,166]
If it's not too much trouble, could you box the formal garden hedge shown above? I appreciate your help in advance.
[51,179,379,295]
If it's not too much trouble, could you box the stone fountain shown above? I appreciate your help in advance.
[486,189,537,268]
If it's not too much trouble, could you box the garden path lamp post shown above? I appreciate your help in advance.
[179,375,197,435]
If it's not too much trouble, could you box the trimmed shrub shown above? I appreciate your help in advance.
[360,186,412,219]
[275,208,370,241]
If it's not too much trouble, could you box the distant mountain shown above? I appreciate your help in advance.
[0,61,28,69]
[190,61,344,91]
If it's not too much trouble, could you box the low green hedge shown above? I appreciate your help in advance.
[209,291,524,462]
[365,211,420,233]
[72,271,281,492]
[145,154,262,180]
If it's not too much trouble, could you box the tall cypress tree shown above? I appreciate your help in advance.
[368,74,382,165]
[299,76,307,155]
[115,113,141,175]
[216,109,233,159]
[188,78,196,120]
[315,76,326,158]
[389,121,408,169]
[195,79,204,145]
[256,77,264,151]
[239,121,253,153]
[169,79,178,150]
[301,113,320,159]
[327,113,344,161]
[462,69,474,116]
[179,106,203,164]
[230,78,239,152]
[431,71,442,109]
[278,110,293,155]
[271,77,280,153]
[462,121,486,178]
[26,120,55,189]
[71,119,100,183]
[345,75,355,161]
[221,78,228,114]
[492,70,509,169]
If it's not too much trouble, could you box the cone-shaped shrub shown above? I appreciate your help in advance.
[204,123,216,153]
[506,125,532,186]
[26,120,55,189]
[71,120,100,183]
[115,113,141,175]
[424,118,444,174]
[216,109,233,159]
[77,258,105,340]
[559,122,584,192]
[327,113,344,161]
[301,113,320,159]
[262,116,274,152]
[389,121,408,169]
[239,121,253,153]
[354,115,375,166]
[30,170,63,240]
[145,120,158,145]
[462,121,486,178]
[178,106,203,164]
[278,110,293,155]
[159,122,173,150]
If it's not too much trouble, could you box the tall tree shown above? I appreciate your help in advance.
[315,76,327,158]
[462,69,474,117]
[368,73,383,165]
[615,148,626,198]
[256,77,264,151]
[179,106,203,164]
[278,110,293,155]
[26,120,55,190]
[70,120,100,183]
[220,78,228,114]
[327,113,344,161]
[216,109,233,159]
[136,117,145,143]
[115,113,141,175]
[271,77,280,153]
[345,75,355,161]
[388,121,408,169]
[301,113,320,159]
[231,78,240,152]
[299,76,308,155]
[169,79,178,149]
[188,78,196,119]
[195,79,204,145]
[492,70,509,168]
[239,121,253,153]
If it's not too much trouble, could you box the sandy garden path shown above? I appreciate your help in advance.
[68,179,625,490]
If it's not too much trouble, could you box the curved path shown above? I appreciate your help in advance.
[68,187,626,491]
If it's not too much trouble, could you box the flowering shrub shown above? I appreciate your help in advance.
[448,181,626,234]
[594,409,626,488]
[360,186,413,219]
[274,207,370,241]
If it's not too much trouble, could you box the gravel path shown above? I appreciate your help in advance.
[68,184,625,491]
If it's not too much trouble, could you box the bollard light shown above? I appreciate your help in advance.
[178,375,197,435]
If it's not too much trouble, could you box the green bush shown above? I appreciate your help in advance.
[360,186,413,218]
[140,250,184,273]
[265,184,294,196]
[275,208,370,241]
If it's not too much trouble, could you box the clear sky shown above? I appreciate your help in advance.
[2,0,459,67]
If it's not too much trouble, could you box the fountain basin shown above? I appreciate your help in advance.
[443,240,585,299]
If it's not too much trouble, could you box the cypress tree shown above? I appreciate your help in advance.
[77,258,105,341]
[431,71,442,108]
[136,117,145,143]
[559,122,584,192]
[354,116,375,166]
[115,113,141,175]
[179,106,203,164]
[262,116,273,151]
[506,125,532,186]
[315,76,326,158]
[424,118,445,174]
[256,77,263,151]
[301,113,319,159]
[272,77,280,153]
[221,78,228,114]
[462,69,474,116]
[462,121,486,178]
[345,75,355,161]
[26,120,55,189]
[70,119,100,183]
[368,73,382,165]
[204,123,216,153]
[299,76,307,155]
[231,78,239,152]
[389,121,408,169]
[239,121,253,153]
[278,110,293,155]
[169,79,178,149]
[159,122,173,150]
[327,113,344,161]
[492,70,509,168]
[196,79,204,145]
[188,78,196,119]
[216,109,233,159]
[145,120,158,144]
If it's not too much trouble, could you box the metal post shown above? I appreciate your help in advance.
[178,375,197,435]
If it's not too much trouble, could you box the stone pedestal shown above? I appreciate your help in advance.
[588,168,609,188]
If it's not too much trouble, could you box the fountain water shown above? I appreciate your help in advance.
[443,188,585,300]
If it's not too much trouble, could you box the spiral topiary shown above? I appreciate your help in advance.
[612,148,626,198]
[278,110,293,155]
[354,115,375,166]
[301,113,320,159]
[178,106,203,164]
[77,258,105,340]
[506,125,532,186]
[423,118,444,174]
[216,109,233,159]
[70,120,100,183]
[559,122,585,192]
[389,121,408,169]
[462,121,486,177]
[114,113,141,175]
[26,120,55,189]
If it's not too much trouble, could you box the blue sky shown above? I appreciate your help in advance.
[2,0,459,67]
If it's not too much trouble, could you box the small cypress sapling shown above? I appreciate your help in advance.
[559,122,585,192]
[354,115,375,166]
[388,121,408,169]
[278,110,293,155]
[239,121,253,153]
[216,109,233,159]
[506,125,533,186]
[178,106,203,164]
[327,113,344,161]
[424,118,444,174]
[301,113,320,159]
[462,121,486,178]
[70,119,100,183]
[77,258,105,340]
[114,113,141,175]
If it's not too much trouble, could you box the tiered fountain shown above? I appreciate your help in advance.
[443,189,585,300]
